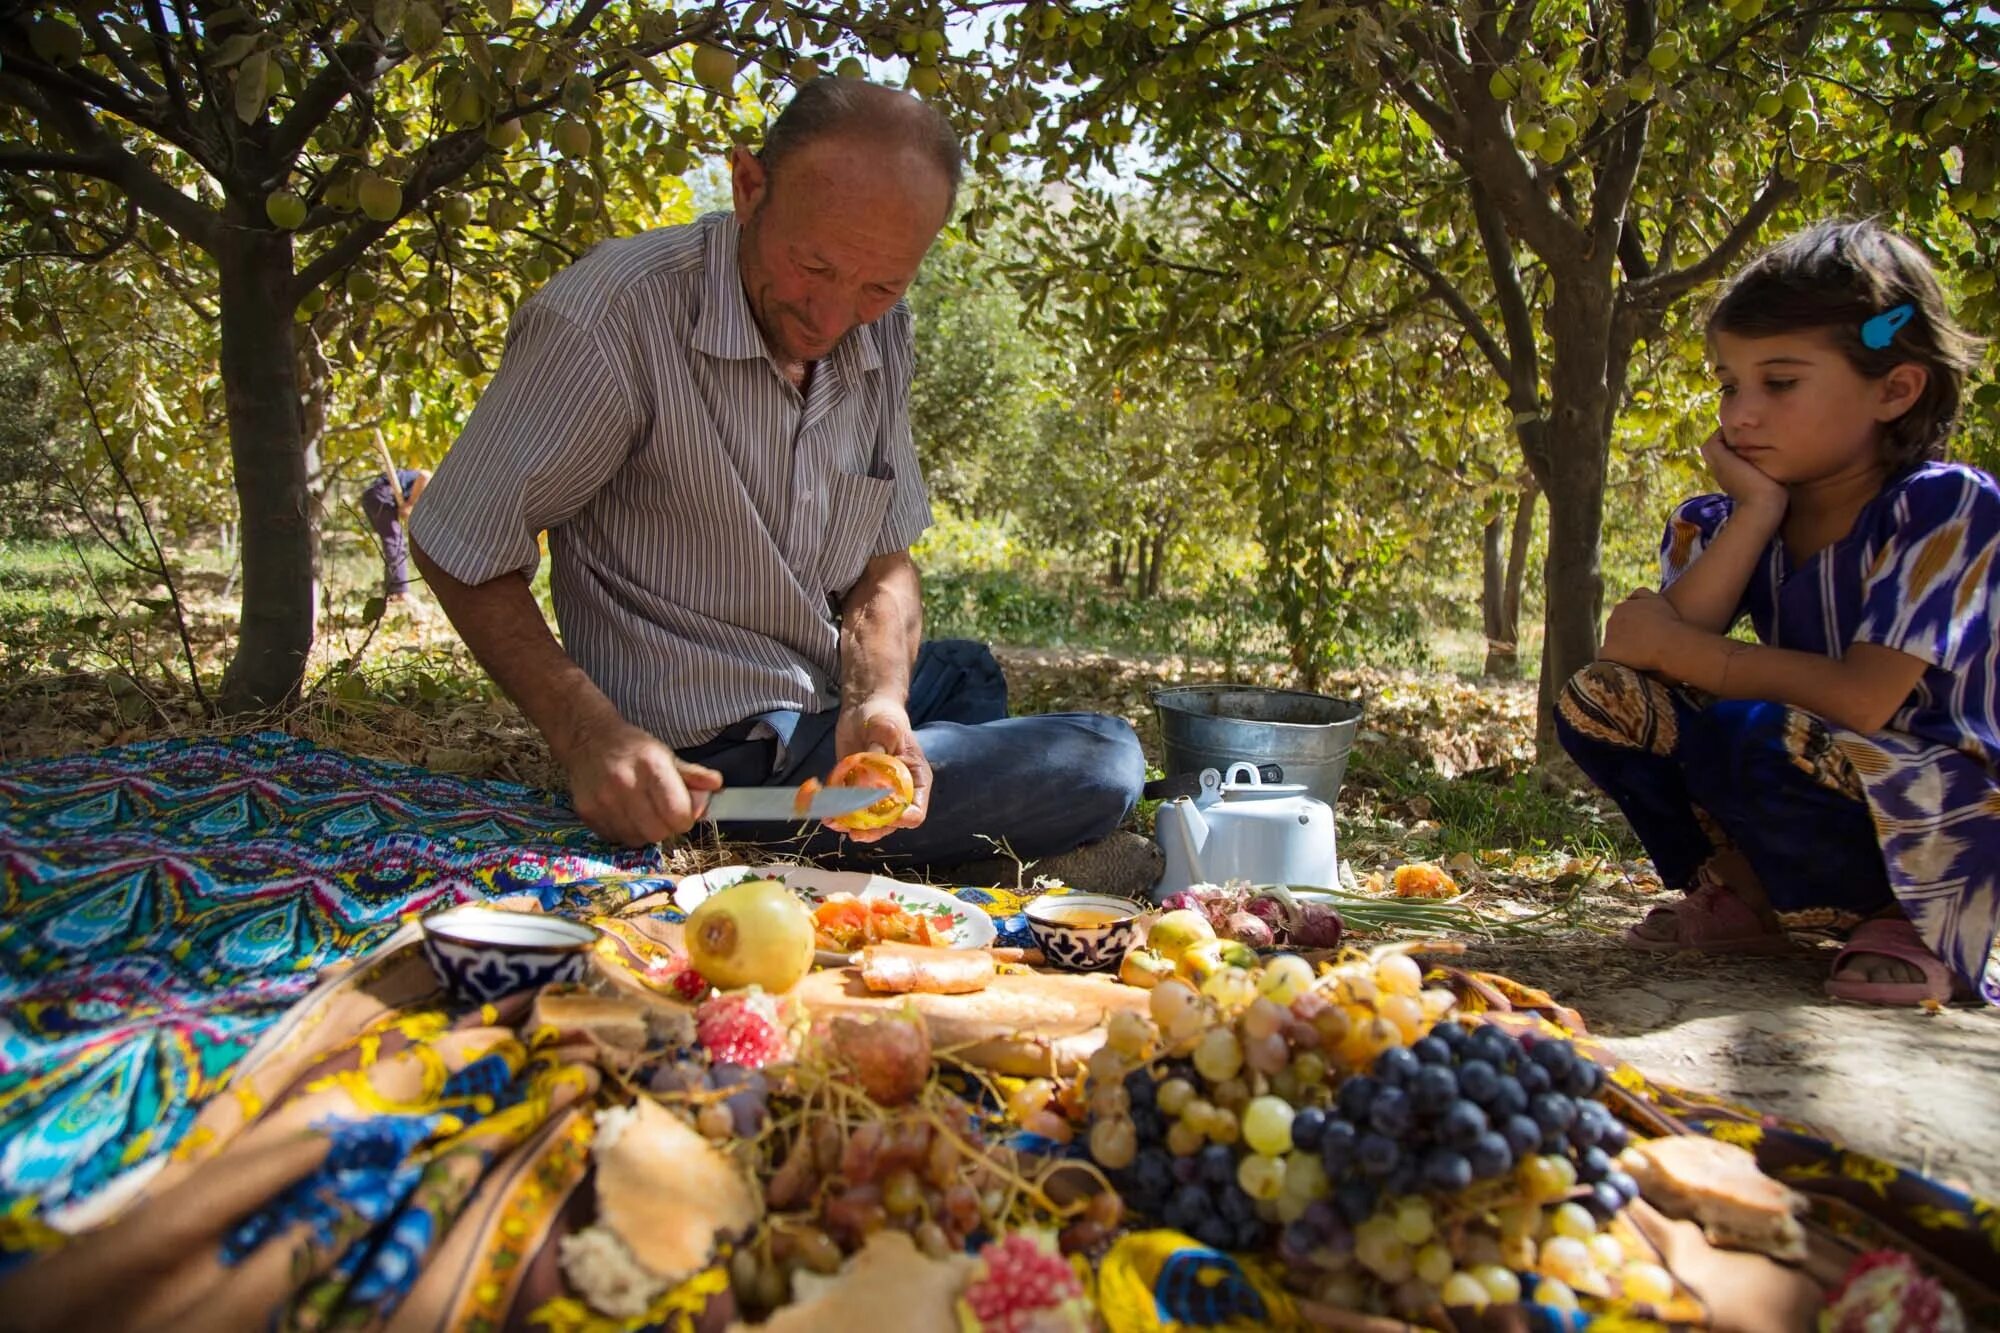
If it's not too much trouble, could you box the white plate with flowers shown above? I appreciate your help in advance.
[671,864,996,965]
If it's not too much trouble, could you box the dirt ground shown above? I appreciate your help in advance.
[1453,932,2000,1200]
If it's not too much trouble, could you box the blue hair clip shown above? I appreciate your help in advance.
[1860,302,1914,350]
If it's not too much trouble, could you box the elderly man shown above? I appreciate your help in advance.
[411,80,1155,893]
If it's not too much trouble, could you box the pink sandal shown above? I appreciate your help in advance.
[1624,880,1795,955]
[1823,917,1967,1006]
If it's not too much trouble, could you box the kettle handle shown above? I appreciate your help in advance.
[1225,761,1261,787]
[1141,763,1284,802]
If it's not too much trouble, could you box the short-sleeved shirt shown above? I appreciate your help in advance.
[1659,461,2000,768]
[363,469,427,508]
[411,212,933,749]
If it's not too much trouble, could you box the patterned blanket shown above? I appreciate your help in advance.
[1,733,1993,1331]
[0,732,671,1220]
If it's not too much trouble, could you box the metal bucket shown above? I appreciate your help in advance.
[1152,685,1363,808]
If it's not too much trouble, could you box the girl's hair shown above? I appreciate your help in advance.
[1706,218,1982,469]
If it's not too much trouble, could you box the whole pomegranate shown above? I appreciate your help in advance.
[685,878,816,993]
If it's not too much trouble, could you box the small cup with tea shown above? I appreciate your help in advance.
[1023,894,1144,972]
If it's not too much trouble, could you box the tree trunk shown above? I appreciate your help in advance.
[1480,511,1506,669]
[1503,477,1536,643]
[1145,516,1176,599]
[1533,278,1616,752]
[216,231,317,713]
[1482,477,1539,676]
[1107,536,1126,588]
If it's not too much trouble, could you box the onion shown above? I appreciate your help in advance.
[1243,896,1287,931]
[1290,901,1345,949]
[1225,911,1275,949]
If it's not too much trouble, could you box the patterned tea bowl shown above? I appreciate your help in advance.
[420,905,599,1003]
[1024,894,1145,972]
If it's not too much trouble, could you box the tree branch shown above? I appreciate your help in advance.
[1468,178,1543,415]
[0,73,221,250]
[1617,219,1651,281]
[75,12,166,101]
[142,0,194,135]
[0,143,114,176]
[1380,231,1513,382]
[269,36,396,175]
[1624,164,1797,307]
[1587,0,1655,258]
[289,126,492,300]
[1407,31,1583,263]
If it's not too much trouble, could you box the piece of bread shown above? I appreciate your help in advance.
[560,1097,763,1317]
[1622,1135,1806,1262]
[532,988,650,1051]
[728,1231,976,1333]
[791,966,1149,1075]
[859,942,996,994]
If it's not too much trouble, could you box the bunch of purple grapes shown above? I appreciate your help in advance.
[1111,1062,1273,1254]
[1293,1023,1639,1235]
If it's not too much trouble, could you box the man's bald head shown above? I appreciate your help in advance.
[758,78,963,214]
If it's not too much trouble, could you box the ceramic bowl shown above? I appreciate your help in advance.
[420,905,600,1003]
[1024,894,1145,972]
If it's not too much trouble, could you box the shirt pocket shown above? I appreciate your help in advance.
[816,469,896,596]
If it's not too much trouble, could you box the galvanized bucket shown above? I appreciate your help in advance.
[1151,685,1363,808]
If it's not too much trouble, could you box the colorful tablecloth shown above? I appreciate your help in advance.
[0,732,673,1221]
[0,732,1993,1332]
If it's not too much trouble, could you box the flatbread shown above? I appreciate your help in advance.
[562,1096,762,1315]
[728,1231,976,1333]
[531,989,650,1050]
[1624,1135,1806,1262]
[792,965,1148,1075]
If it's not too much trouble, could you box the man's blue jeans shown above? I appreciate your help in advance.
[677,640,1146,870]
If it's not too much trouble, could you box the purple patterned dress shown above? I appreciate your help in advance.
[1657,461,2000,1001]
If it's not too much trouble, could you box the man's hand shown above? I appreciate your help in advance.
[834,695,931,843]
[1600,587,1689,674]
[1701,430,1788,516]
[562,712,723,846]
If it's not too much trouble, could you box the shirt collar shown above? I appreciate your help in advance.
[688,211,883,378]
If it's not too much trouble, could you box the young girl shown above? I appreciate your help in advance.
[1556,218,1994,1007]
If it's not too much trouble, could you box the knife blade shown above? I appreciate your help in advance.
[701,785,891,823]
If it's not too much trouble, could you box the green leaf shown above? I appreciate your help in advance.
[210,32,259,68]
[234,50,272,123]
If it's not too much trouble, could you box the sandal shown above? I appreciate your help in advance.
[1624,880,1795,955]
[1823,916,1969,1006]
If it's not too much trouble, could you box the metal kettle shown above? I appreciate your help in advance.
[1153,762,1338,901]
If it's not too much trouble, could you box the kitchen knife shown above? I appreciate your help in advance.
[700,785,890,823]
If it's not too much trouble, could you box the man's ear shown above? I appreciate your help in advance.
[730,146,768,219]
[1876,361,1930,421]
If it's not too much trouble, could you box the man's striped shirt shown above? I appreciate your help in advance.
[411,211,933,748]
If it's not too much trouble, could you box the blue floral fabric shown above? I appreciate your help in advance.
[0,732,670,1220]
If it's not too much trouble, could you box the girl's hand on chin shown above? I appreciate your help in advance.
[1701,430,1788,515]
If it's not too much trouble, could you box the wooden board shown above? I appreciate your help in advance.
[790,965,1149,1076]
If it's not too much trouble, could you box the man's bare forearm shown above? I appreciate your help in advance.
[839,551,922,708]
[411,538,619,763]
